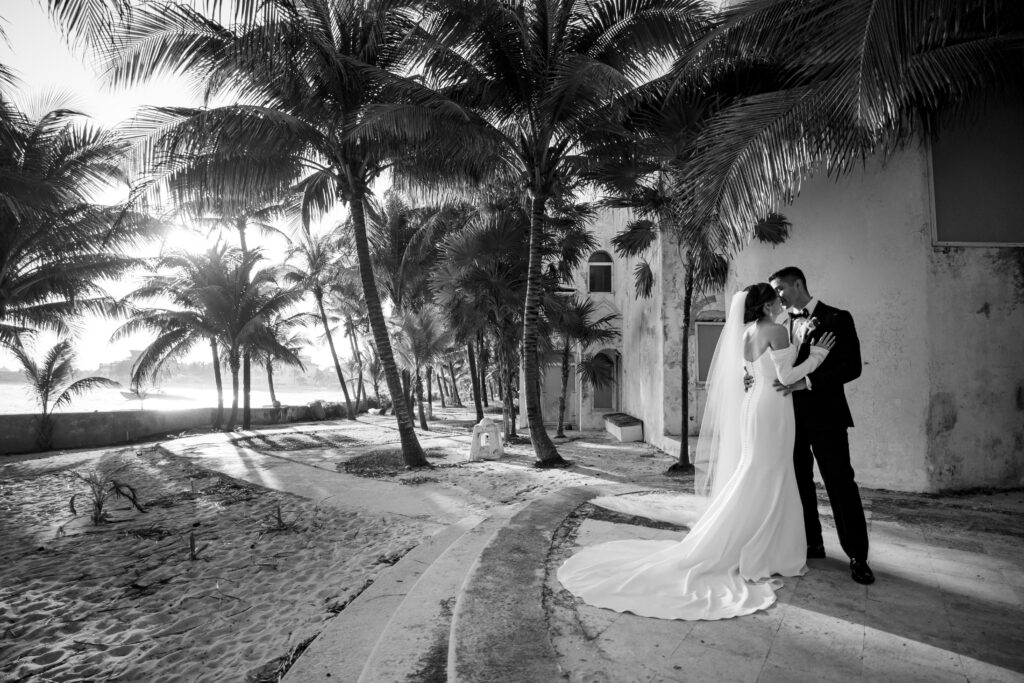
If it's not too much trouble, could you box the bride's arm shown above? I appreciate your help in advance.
[769,328,832,385]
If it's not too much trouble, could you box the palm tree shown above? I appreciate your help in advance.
[432,191,600,440]
[13,340,119,450]
[432,210,525,439]
[587,76,791,470]
[212,252,305,430]
[364,343,386,412]
[284,228,356,419]
[171,192,289,258]
[323,267,371,412]
[115,304,227,422]
[116,244,233,428]
[342,356,365,410]
[548,297,620,438]
[391,306,454,430]
[121,244,304,430]
[477,332,490,409]
[672,0,1024,263]
[363,191,451,313]
[249,311,314,408]
[45,0,129,50]
[99,0,439,466]
[0,95,157,349]
[419,0,712,466]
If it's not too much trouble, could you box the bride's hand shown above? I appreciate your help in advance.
[813,331,836,351]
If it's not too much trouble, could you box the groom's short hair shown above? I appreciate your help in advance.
[769,266,807,287]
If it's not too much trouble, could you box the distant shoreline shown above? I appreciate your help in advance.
[0,381,346,415]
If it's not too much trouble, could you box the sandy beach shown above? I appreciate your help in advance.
[0,409,684,682]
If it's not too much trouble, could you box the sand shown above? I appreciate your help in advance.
[0,411,686,682]
[0,447,435,682]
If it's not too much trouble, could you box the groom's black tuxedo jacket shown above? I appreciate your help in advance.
[790,301,862,431]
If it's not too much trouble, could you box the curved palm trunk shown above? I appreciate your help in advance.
[669,257,696,474]
[355,377,365,413]
[266,359,278,405]
[211,339,224,429]
[348,195,427,467]
[478,333,489,407]
[556,341,571,438]
[415,366,428,430]
[242,352,252,430]
[503,365,517,440]
[236,216,248,254]
[37,404,53,451]
[401,369,413,417]
[524,192,565,466]
[347,322,366,412]
[316,295,355,419]
[425,365,433,420]
[447,360,462,407]
[467,341,484,422]
[496,335,518,442]
[226,353,240,430]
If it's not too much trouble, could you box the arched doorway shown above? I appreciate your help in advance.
[591,350,618,413]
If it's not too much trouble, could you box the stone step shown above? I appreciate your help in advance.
[446,487,604,682]
[282,509,513,682]
[357,509,516,682]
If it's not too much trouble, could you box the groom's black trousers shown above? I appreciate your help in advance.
[794,427,869,561]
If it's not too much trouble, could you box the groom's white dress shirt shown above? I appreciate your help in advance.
[793,297,819,391]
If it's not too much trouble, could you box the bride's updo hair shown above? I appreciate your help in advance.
[743,283,777,323]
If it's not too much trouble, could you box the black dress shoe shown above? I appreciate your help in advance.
[807,544,826,560]
[851,558,875,585]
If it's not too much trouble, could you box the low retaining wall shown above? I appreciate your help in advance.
[0,404,326,455]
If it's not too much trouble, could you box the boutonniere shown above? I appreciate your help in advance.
[797,316,820,342]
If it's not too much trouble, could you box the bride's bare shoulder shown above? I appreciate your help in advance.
[764,322,789,349]
[752,320,785,334]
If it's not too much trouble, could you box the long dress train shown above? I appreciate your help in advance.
[557,340,827,621]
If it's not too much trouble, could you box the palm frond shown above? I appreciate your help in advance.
[52,376,120,412]
[752,212,792,245]
[611,219,660,258]
[633,259,655,299]
[578,352,616,391]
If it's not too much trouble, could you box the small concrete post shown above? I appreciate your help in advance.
[469,417,503,461]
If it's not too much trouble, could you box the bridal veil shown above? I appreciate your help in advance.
[693,291,747,500]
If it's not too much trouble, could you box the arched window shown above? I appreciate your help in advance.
[588,251,612,293]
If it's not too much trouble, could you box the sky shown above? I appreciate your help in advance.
[0,0,195,371]
[0,0,198,126]
[0,1,344,373]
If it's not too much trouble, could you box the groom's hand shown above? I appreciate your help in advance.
[774,378,807,395]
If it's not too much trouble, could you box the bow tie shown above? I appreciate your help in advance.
[788,309,810,320]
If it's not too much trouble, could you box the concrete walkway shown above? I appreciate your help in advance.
[157,419,1024,682]
[482,487,1024,683]
[159,417,485,526]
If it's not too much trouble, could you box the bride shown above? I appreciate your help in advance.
[557,284,835,620]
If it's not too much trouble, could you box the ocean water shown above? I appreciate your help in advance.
[0,381,347,415]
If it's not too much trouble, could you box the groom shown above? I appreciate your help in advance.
[768,266,874,585]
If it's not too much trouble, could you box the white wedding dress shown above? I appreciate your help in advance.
[558,333,827,621]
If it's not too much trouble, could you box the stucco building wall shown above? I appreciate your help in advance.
[617,229,674,453]
[566,210,624,430]
[729,143,1024,492]
[547,128,1022,492]
[925,244,1024,489]
[567,209,685,455]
